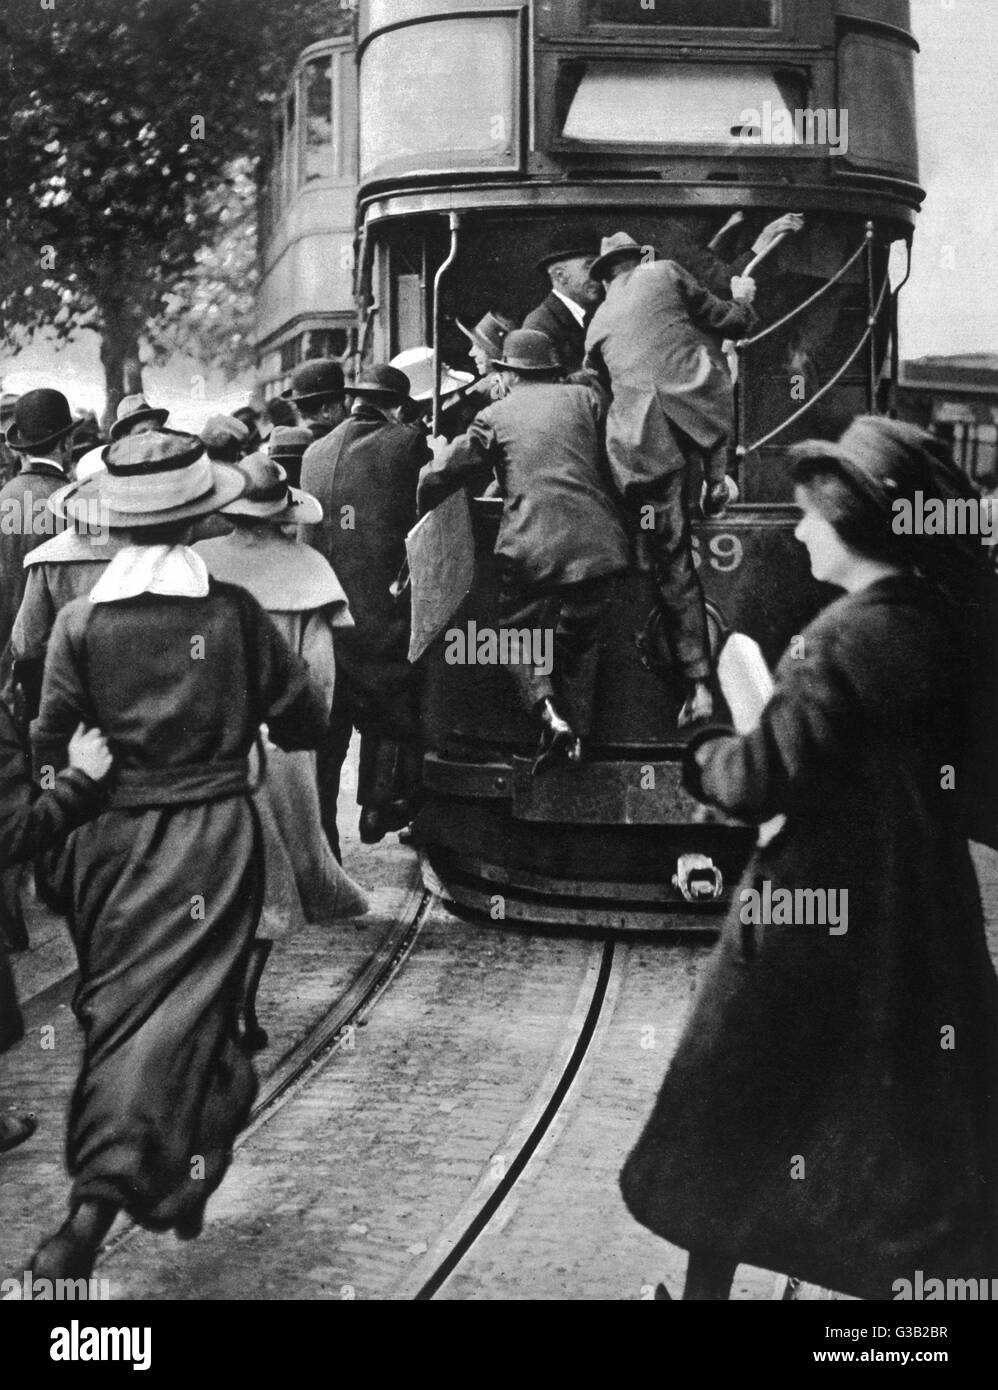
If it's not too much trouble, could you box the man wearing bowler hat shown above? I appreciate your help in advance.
[418,330,629,774]
[583,232,758,728]
[522,230,604,373]
[283,358,348,451]
[302,363,430,855]
[0,388,78,950]
[0,389,78,662]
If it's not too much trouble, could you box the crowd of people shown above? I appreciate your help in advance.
[1,214,997,1297]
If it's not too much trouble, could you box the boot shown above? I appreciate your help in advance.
[31,1200,117,1281]
[235,939,273,1053]
[532,699,582,777]
[678,680,714,729]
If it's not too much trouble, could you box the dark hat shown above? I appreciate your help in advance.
[221,452,322,526]
[348,364,412,401]
[789,416,947,514]
[268,426,314,461]
[492,330,562,375]
[457,311,518,359]
[590,232,645,283]
[281,358,345,404]
[5,388,77,451]
[535,228,602,274]
[52,429,245,530]
[109,393,170,441]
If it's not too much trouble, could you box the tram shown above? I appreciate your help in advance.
[257,0,923,928]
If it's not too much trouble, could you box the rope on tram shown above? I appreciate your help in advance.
[734,231,872,352]
[736,265,892,457]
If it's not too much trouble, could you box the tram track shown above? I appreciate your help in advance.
[403,938,621,1300]
[94,879,433,1265]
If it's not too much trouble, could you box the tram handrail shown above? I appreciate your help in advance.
[736,265,892,457]
[734,225,873,353]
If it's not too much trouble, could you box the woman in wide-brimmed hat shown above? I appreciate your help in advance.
[196,453,369,949]
[29,430,329,1279]
[620,415,998,1301]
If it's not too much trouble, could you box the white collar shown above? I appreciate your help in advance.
[551,289,588,328]
[90,544,210,604]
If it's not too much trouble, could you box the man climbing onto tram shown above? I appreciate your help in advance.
[582,232,760,727]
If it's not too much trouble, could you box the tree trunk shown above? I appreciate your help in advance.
[99,308,144,435]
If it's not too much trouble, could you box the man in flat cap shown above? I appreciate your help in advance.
[522,231,604,374]
[302,363,431,855]
[584,232,758,727]
[199,413,250,464]
[267,426,314,488]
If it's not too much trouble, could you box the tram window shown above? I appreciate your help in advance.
[562,63,803,146]
[838,33,917,177]
[359,17,518,180]
[589,0,779,27]
[304,57,335,183]
[283,89,297,204]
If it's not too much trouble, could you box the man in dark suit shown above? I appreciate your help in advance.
[0,388,76,950]
[302,364,430,854]
[522,233,604,374]
[284,358,348,450]
[418,330,629,773]
[584,233,758,728]
[0,390,75,662]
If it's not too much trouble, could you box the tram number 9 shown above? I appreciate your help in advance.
[692,534,744,573]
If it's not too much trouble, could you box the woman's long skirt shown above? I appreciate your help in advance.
[254,745,369,933]
[54,797,261,1232]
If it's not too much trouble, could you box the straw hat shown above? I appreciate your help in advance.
[51,429,245,529]
[389,347,473,402]
[220,451,322,525]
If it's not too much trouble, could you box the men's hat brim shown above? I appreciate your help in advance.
[535,248,598,273]
[490,356,560,373]
[53,462,247,529]
[5,419,78,451]
[108,407,170,442]
[222,486,323,526]
[590,245,643,281]
[349,383,412,400]
[456,319,496,354]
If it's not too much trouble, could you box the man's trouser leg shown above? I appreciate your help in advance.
[553,574,618,738]
[317,681,355,863]
[648,471,712,683]
[497,587,557,715]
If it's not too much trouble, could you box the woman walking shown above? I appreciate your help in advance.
[195,451,370,937]
[29,430,328,1278]
[621,416,998,1300]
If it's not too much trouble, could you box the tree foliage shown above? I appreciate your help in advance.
[0,0,354,415]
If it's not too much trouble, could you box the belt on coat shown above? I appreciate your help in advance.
[108,757,253,810]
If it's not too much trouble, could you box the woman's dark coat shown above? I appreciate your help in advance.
[620,575,998,1299]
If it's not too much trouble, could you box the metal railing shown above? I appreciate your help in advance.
[732,221,891,458]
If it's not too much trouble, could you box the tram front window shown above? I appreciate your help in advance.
[563,63,803,146]
[589,0,780,27]
[359,16,518,181]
